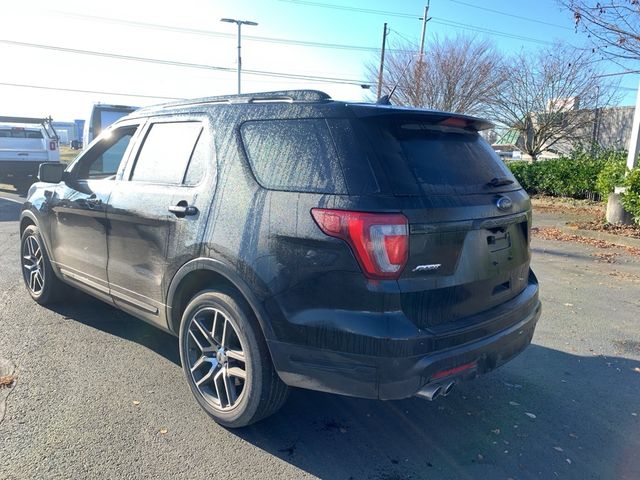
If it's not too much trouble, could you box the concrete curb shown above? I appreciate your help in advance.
[560,225,640,250]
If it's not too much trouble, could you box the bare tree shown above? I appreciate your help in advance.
[562,0,640,64]
[370,35,506,117]
[491,43,617,160]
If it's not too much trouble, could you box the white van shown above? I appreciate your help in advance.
[84,104,138,146]
[0,116,60,189]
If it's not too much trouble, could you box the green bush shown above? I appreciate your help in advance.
[596,158,627,201]
[622,168,640,225]
[506,149,626,200]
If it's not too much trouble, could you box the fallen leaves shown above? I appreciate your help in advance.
[608,271,640,283]
[571,220,640,240]
[592,252,618,263]
[0,374,16,388]
[532,227,640,256]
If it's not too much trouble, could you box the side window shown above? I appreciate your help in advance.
[131,121,203,184]
[74,126,137,180]
[183,130,210,186]
[240,119,347,194]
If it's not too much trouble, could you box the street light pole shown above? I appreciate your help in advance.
[220,18,258,95]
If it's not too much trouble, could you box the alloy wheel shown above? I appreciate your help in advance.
[22,235,45,295]
[185,307,247,411]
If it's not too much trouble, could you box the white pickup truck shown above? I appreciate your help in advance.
[0,116,60,190]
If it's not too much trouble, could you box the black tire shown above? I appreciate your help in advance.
[178,289,289,428]
[20,225,67,304]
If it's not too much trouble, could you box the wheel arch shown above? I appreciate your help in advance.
[19,211,37,235]
[166,258,276,342]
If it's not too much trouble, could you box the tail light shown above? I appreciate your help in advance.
[311,208,409,280]
[49,141,57,151]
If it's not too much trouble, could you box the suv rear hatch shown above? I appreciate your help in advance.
[349,105,532,331]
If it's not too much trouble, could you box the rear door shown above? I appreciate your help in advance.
[106,115,214,327]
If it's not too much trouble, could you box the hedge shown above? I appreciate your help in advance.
[506,149,627,201]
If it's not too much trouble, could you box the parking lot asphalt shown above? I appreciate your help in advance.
[1,191,639,480]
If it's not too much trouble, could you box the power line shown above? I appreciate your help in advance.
[430,18,552,45]
[55,11,386,54]
[279,0,555,45]
[446,0,572,30]
[0,39,370,86]
[278,0,418,19]
[596,70,640,78]
[0,81,183,100]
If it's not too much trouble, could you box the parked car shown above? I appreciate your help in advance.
[0,116,60,191]
[20,90,541,427]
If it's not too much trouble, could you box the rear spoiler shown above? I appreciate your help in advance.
[347,104,494,131]
[0,115,59,140]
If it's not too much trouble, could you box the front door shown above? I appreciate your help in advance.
[48,123,141,300]
[106,116,214,327]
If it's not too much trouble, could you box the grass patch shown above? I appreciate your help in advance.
[59,146,79,164]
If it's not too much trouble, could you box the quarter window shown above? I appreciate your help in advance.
[131,122,203,185]
[241,119,346,194]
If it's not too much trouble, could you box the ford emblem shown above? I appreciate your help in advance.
[496,196,512,211]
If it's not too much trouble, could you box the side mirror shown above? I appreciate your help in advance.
[38,162,65,184]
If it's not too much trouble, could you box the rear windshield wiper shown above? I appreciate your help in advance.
[487,177,514,187]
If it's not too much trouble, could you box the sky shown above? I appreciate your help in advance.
[1,0,638,121]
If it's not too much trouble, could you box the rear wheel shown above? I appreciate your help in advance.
[178,289,289,428]
[20,225,66,304]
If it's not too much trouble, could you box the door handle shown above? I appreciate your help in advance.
[169,201,198,218]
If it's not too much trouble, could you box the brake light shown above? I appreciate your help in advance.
[49,141,57,151]
[440,117,469,128]
[311,208,409,280]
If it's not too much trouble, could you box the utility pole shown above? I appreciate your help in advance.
[220,18,258,95]
[627,78,640,171]
[415,3,430,106]
[377,22,388,99]
[419,2,430,59]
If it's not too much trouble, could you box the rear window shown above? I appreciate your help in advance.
[358,118,517,195]
[241,119,347,194]
[0,128,43,139]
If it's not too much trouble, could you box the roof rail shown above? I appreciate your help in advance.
[0,115,53,125]
[0,115,59,139]
[160,90,331,109]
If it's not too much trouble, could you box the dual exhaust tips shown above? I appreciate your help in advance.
[415,381,456,401]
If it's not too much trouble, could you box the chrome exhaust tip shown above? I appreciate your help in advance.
[415,384,443,401]
[441,381,455,397]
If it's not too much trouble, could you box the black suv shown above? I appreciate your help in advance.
[20,90,541,427]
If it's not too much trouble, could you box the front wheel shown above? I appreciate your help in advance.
[178,290,289,428]
[20,225,66,304]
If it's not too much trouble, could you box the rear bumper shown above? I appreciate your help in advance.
[0,161,49,178]
[268,277,541,400]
